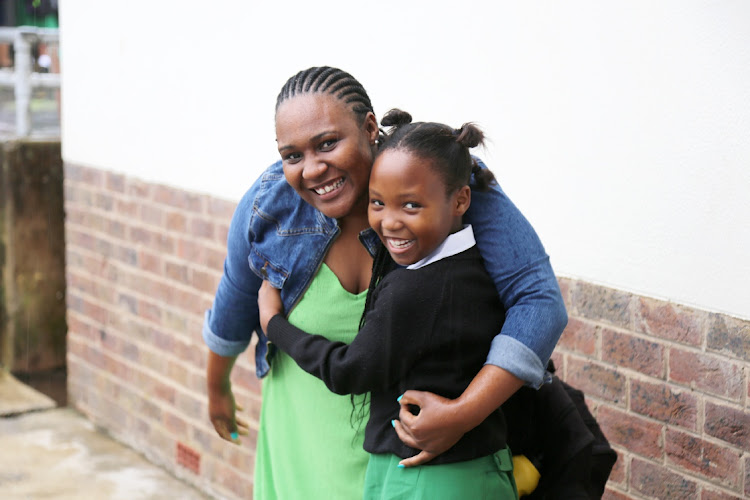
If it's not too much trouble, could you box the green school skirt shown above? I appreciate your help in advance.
[363,447,518,500]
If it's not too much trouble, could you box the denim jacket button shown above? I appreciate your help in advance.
[261,263,269,278]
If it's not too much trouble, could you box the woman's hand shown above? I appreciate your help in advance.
[393,365,524,467]
[258,280,284,332]
[392,391,465,467]
[207,351,250,444]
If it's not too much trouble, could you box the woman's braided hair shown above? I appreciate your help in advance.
[275,66,375,124]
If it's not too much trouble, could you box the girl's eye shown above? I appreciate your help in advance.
[404,202,421,210]
[370,199,384,207]
[320,139,337,151]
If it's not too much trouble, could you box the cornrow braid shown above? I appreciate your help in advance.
[276,66,375,123]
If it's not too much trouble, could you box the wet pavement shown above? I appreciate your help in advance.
[0,373,211,500]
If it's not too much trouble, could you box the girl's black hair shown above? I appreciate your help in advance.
[378,109,496,193]
[275,66,375,124]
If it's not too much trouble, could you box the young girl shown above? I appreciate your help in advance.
[258,109,518,499]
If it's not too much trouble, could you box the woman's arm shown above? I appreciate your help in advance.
[393,365,523,466]
[207,351,250,443]
[396,160,567,466]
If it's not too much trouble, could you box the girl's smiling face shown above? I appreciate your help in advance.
[276,94,379,220]
[367,149,470,266]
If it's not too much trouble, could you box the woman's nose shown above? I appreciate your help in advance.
[301,156,327,180]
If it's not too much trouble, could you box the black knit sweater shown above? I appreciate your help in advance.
[266,246,507,464]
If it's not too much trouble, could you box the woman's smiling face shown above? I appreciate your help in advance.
[275,94,379,220]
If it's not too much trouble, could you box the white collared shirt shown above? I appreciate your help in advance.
[406,225,476,270]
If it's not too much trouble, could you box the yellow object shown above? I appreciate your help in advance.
[512,454,541,497]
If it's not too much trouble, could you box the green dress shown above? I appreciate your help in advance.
[254,264,369,499]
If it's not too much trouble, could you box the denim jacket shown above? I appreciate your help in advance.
[203,159,567,387]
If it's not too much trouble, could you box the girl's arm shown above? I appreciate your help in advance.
[258,278,422,395]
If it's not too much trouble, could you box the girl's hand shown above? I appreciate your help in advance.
[258,280,284,331]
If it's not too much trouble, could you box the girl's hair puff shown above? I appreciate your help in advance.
[377,109,496,193]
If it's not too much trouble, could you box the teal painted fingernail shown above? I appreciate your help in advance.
[397,394,403,402]
[230,432,238,440]
[397,464,405,469]
[391,419,396,428]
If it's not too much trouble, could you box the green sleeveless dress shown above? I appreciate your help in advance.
[254,264,370,499]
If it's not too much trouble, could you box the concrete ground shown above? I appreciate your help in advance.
[0,372,211,500]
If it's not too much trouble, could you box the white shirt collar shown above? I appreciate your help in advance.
[406,225,476,270]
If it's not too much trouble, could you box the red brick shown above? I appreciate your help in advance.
[204,247,227,271]
[216,223,230,245]
[165,210,187,232]
[597,406,663,459]
[153,185,203,212]
[164,410,189,436]
[105,171,125,193]
[669,348,743,400]
[704,401,750,450]
[634,297,705,346]
[557,277,572,311]
[190,217,215,240]
[106,219,126,239]
[215,462,253,499]
[129,226,176,254]
[666,429,741,489]
[702,488,746,500]
[138,299,162,324]
[607,447,626,485]
[571,282,633,330]
[165,261,189,282]
[115,198,138,218]
[630,457,698,499]
[126,178,151,199]
[65,163,104,186]
[602,328,665,378]
[191,268,220,294]
[557,317,597,356]
[601,488,630,500]
[139,250,163,274]
[745,455,750,498]
[707,313,750,363]
[140,203,164,226]
[206,196,236,219]
[630,379,698,430]
[549,352,565,375]
[94,192,114,211]
[566,357,626,405]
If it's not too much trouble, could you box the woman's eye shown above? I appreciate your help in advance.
[283,152,301,164]
[320,139,337,151]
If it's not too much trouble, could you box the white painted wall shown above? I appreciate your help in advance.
[59,1,750,320]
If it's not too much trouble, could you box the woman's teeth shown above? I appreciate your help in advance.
[314,178,344,195]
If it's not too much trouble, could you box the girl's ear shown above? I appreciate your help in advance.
[454,186,471,216]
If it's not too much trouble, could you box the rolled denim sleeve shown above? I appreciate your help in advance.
[467,162,568,388]
[202,182,263,357]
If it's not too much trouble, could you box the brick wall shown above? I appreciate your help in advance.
[555,279,750,499]
[65,163,750,499]
[64,163,259,499]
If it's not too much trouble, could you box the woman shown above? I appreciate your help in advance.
[204,66,567,499]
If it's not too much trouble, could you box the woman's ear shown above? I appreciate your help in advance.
[363,111,379,144]
[454,186,471,216]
